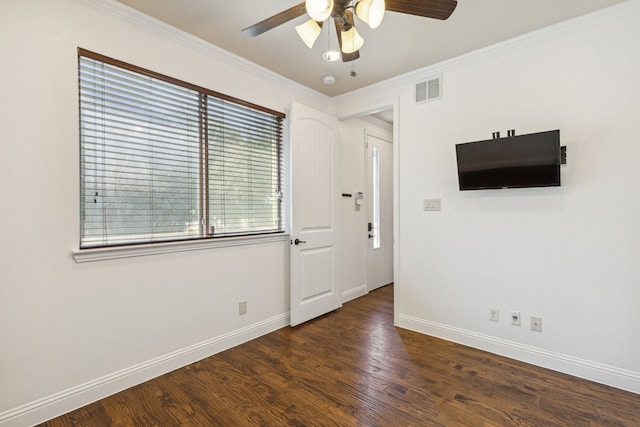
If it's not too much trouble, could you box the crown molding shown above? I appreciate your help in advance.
[66,0,640,106]
[71,0,330,105]
[334,0,640,102]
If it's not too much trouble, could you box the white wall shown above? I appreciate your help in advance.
[0,1,329,425]
[340,117,393,302]
[2,1,639,425]
[337,1,640,393]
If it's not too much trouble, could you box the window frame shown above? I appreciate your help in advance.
[76,48,287,257]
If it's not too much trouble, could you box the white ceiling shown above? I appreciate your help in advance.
[115,0,624,97]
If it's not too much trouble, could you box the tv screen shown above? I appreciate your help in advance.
[455,130,561,190]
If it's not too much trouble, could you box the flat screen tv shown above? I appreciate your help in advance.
[455,130,561,190]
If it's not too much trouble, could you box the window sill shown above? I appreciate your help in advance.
[72,234,290,263]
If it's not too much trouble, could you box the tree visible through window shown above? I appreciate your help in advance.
[78,49,285,248]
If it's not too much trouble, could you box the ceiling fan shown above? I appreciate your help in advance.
[242,0,458,62]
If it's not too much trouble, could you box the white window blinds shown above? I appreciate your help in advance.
[207,99,284,235]
[79,49,285,248]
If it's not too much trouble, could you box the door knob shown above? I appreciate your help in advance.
[294,238,307,245]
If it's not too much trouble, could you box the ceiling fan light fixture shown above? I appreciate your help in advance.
[295,19,323,49]
[305,0,334,22]
[322,49,341,62]
[341,26,364,54]
[355,0,385,29]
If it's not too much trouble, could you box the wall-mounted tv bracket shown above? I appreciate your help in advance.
[492,130,565,163]
[492,130,517,139]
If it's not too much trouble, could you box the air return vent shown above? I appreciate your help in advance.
[415,75,442,104]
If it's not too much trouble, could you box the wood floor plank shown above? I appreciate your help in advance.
[40,285,640,426]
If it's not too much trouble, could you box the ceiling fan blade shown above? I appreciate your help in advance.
[242,2,307,37]
[385,0,458,20]
[334,18,360,62]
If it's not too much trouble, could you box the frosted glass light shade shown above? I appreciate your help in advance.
[295,19,322,49]
[322,50,341,62]
[355,0,385,29]
[305,0,334,22]
[341,26,364,54]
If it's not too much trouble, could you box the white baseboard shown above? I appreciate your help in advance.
[0,313,289,427]
[398,314,640,395]
[341,284,368,303]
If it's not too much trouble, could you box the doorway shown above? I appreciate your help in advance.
[339,111,394,302]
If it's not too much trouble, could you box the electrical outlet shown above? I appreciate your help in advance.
[530,316,542,332]
[239,301,247,315]
[510,311,521,326]
[489,307,499,322]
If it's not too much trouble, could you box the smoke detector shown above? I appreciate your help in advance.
[323,75,336,85]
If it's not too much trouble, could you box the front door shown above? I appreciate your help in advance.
[290,102,341,326]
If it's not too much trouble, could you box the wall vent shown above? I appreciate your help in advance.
[415,75,442,104]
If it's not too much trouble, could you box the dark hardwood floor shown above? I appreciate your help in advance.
[42,285,640,426]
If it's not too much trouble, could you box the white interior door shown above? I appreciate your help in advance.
[366,134,394,290]
[290,102,341,326]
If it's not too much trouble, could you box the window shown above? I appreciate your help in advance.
[78,49,285,249]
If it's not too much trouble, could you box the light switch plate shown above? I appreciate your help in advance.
[423,199,441,211]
